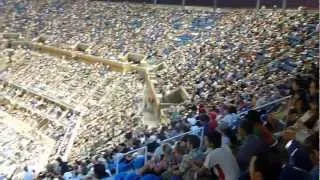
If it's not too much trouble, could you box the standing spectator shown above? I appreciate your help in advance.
[216,122,232,148]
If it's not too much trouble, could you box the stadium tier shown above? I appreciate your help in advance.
[0,0,319,179]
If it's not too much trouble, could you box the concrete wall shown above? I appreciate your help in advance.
[1,33,20,40]
[162,86,189,104]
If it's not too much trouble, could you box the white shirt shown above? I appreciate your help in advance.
[220,113,239,128]
[204,146,240,180]
[190,125,201,135]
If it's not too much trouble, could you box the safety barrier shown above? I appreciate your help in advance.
[161,127,205,147]
[238,95,291,116]
[111,0,318,9]
[115,146,148,175]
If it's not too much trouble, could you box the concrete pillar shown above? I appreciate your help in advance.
[182,0,185,7]
[154,0,157,5]
[214,0,217,12]
[256,0,260,9]
[282,0,287,10]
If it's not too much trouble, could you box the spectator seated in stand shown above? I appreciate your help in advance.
[236,120,269,172]
[249,151,283,180]
[192,130,240,180]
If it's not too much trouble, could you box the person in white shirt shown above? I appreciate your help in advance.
[192,131,240,180]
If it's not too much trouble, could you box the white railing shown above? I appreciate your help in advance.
[115,146,148,175]
[161,127,205,147]
[62,117,82,161]
[238,95,291,116]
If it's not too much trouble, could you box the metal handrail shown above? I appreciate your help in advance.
[238,95,291,116]
[115,146,148,175]
[161,127,204,144]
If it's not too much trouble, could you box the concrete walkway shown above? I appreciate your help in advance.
[142,84,160,128]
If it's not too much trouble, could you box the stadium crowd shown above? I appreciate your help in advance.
[0,0,319,180]
[0,46,144,178]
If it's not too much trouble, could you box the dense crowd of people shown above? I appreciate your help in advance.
[0,46,144,178]
[0,118,53,179]
[0,0,319,179]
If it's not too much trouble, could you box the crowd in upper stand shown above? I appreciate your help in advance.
[2,0,318,100]
[0,46,144,178]
[0,0,319,179]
